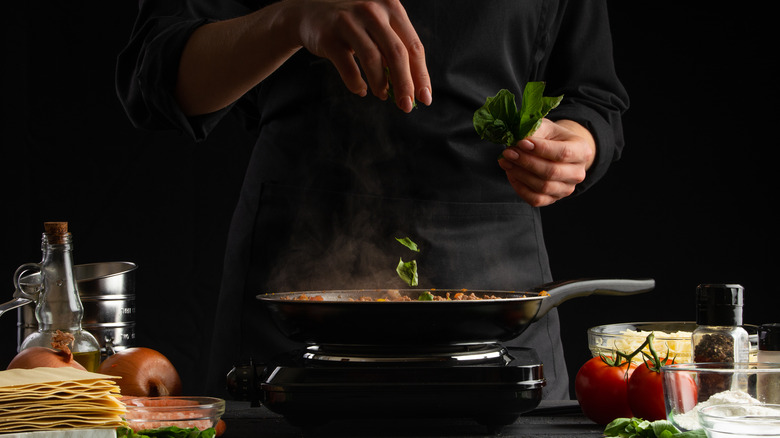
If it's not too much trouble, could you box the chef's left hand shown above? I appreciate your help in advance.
[498,119,596,207]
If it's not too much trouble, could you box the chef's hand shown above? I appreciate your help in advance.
[498,119,596,207]
[176,0,431,115]
[289,0,432,112]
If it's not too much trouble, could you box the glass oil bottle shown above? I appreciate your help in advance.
[18,222,101,371]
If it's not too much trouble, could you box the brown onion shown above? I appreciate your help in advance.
[97,347,182,396]
[7,346,86,370]
[8,330,86,370]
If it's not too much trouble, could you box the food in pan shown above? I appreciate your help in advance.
[286,289,549,302]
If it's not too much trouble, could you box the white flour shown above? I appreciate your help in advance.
[673,389,763,430]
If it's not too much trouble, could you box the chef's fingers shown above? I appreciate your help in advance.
[327,48,370,97]
[519,119,596,168]
[514,137,592,169]
[499,158,577,206]
[501,168,565,207]
[296,0,428,111]
[385,2,431,107]
[361,1,429,112]
[501,146,586,185]
[301,1,394,100]
[337,22,387,99]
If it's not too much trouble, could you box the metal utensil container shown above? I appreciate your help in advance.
[19,261,137,358]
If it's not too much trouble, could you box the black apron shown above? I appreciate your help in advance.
[193,0,608,400]
[115,0,627,403]
[204,1,570,385]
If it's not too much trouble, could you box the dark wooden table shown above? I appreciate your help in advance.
[220,400,606,437]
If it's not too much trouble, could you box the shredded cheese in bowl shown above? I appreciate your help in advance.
[587,322,697,363]
[614,329,693,363]
[589,322,759,364]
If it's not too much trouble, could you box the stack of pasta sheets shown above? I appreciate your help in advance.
[0,367,126,434]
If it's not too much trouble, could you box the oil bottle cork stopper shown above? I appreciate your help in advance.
[44,222,69,235]
[43,222,70,244]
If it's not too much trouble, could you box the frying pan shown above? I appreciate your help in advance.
[257,278,654,346]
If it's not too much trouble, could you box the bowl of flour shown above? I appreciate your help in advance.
[698,403,780,437]
[662,362,780,432]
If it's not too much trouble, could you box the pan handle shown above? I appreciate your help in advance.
[530,278,655,322]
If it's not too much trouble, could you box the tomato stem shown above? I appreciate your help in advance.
[629,332,676,373]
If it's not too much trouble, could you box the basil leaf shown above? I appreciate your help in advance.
[516,81,563,140]
[396,258,418,286]
[473,82,563,148]
[417,291,434,301]
[602,417,703,438]
[116,426,216,438]
[650,420,681,436]
[473,89,521,147]
[395,237,420,252]
[604,418,633,436]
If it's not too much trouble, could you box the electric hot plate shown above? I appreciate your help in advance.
[227,344,545,429]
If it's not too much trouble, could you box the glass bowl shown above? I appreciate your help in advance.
[588,321,697,363]
[699,403,780,437]
[661,362,780,432]
[587,322,758,364]
[121,396,225,432]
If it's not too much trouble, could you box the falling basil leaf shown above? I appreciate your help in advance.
[417,291,434,301]
[395,237,420,252]
[396,258,418,287]
[473,82,563,148]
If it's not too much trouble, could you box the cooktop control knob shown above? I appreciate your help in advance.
[226,358,266,407]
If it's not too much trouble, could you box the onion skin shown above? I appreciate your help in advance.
[7,346,86,370]
[97,347,182,396]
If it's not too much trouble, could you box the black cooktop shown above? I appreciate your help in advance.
[228,345,545,429]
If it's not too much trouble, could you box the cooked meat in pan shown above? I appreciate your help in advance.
[284,289,549,302]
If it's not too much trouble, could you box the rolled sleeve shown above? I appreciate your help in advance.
[535,0,630,195]
[115,5,235,141]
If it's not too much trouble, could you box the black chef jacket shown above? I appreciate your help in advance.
[117,0,629,400]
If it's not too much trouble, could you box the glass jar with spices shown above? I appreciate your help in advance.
[691,284,750,399]
[692,284,749,363]
[16,222,101,371]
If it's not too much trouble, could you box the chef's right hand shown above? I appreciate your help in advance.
[285,0,432,112]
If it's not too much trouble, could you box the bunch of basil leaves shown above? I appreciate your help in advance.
[116,426,215,438]
[473,82,563,148]
[604,418,706,438]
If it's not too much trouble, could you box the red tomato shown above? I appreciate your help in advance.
[628,359,698,421]
[575,356,637,425]
[627,359,688,421]
[668,369,698,414]
[215,419,226,436]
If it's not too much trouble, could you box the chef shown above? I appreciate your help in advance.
[116,0,628,399]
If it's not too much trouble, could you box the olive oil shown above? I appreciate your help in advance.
[17,223,102,370]
[73,350,101,372]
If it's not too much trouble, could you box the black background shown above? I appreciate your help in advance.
[2,3,774,399]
